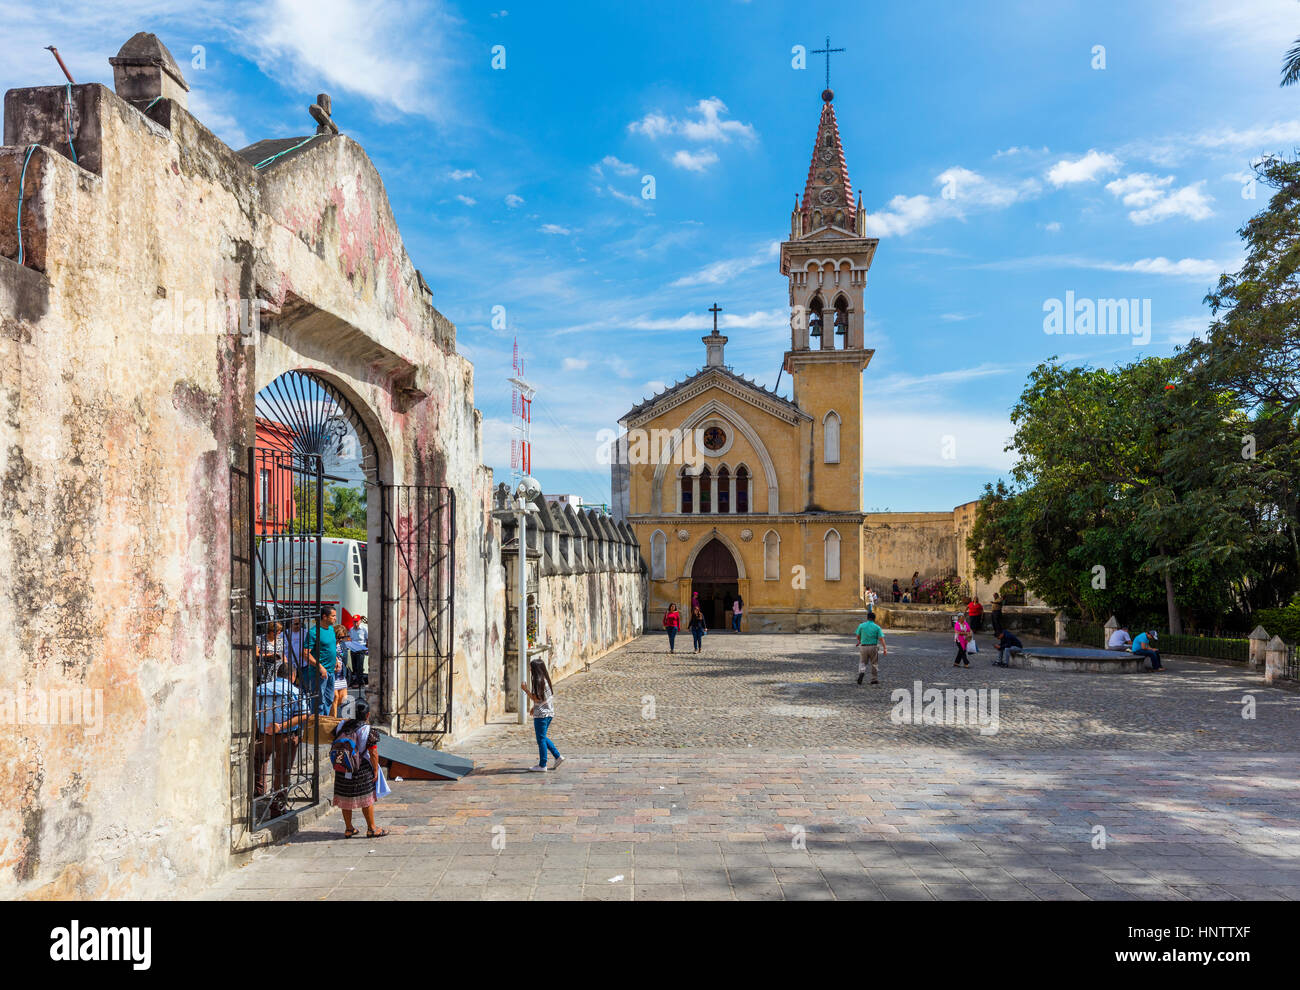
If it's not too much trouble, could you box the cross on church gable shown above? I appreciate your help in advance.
[810,36,846,91]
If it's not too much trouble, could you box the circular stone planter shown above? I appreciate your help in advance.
[1009,646,1145,673]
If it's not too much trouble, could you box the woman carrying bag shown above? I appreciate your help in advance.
[952,614,973,668]
[330,699,389,838]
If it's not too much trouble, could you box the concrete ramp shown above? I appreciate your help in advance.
[378,734,475,781]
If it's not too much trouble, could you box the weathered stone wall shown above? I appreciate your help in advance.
[497,490,645,697]
[862,511,957,595]
[0,73,503,899]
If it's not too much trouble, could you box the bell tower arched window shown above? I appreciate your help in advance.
[735,465,750,513]
[823,410,841,464]
[717,465,731,514]
[699,466,712,513]
[833,296,849,348]
[808,297,824,347]
[679,468,693,514]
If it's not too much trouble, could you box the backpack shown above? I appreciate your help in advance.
[330,723,370,775]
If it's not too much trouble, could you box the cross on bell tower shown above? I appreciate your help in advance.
[702,303,728,368]
[810,36,846,95]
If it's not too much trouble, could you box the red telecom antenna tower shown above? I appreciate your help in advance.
[508,336,536,488]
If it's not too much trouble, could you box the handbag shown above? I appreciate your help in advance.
[968,638,979,654]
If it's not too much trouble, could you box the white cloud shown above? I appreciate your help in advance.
[562,357,589,371]
[629,97,756,144]
[600,155,639,176]
[669,241,779,287]
[505,193,525,207]
[1127,182,1213,224]
[539,223,571,235]
[859,406,1014,471]
[671,149,720,172]
[447,168,479,181]
[242,0,459,120]
[1105,172,1174,207]
[1046,150,1121,186]
[863,167,1036,237]
[1096,256,1223,278]
[456,194,477,206]
[1044,221,1062,232]
[628,309,786,332]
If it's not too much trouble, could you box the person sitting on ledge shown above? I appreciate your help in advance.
[1131,629,1165,672]
[1106,625,1132,651]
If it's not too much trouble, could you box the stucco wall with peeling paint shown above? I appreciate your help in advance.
[0,77,504,899]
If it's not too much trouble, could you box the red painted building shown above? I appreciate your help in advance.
[254,418,297,534]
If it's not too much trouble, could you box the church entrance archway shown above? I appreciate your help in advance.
[690,538,739,631]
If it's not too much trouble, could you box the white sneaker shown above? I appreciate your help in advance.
[552,756,565,771]
[528,765,547,772]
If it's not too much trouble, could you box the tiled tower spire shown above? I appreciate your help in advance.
[796,90,859,238]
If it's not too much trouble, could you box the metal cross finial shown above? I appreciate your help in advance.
[810,36,846,90]
[709,303,722,334]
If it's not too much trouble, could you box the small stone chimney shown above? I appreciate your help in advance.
[109,32,190,110]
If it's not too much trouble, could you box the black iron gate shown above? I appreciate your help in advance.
[247,445,325,830]
[381,485,455,735]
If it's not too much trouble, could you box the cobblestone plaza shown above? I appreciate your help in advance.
[208,631,1300,901]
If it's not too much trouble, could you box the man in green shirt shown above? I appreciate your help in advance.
[854,612,887,686]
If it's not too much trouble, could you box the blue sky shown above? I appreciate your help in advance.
[7,0,1299,510]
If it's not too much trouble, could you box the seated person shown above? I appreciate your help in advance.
[993,629,1022,667]
[1130,629,1164,671]
[1106,626,1132,651]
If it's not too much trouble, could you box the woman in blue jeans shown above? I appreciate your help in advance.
[520,659,564,772]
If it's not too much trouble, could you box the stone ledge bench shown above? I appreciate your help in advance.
[1006,646,1145,673]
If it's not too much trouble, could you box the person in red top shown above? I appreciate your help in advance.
[663,603,681,654]
[966,597,984,633]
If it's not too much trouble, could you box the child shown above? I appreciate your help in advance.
[331,699,388,838]
[520,659,564,772]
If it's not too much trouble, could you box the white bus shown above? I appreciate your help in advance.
[254,536,368,628]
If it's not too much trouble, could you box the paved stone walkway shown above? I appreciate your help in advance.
[206,631,1300,901]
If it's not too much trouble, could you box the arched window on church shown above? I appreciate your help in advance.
[823,410,841,464]
[679,468,693,514]
[808,297,824,346]
[699,466,712,513]
[833,296,849,348]
[824,528,841,581]
[650,529,666,580]
[763,529,780,581]
[736,465,750,513]
[717,465,731,514]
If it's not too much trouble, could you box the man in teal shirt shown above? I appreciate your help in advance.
[303,606,339,714]
[854,612,887,686]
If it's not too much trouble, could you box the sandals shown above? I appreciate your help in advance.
[344,827,360,838]
[367,828,390,838]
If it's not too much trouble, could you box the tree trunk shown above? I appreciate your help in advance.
[1163,563,1183,635]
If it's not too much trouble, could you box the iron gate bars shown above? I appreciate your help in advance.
[248,444,324,831]
[381,485,455,735]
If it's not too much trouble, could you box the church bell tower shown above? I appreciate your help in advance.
[781,84,876,512]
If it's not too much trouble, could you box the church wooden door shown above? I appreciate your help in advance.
[690,538,739,631]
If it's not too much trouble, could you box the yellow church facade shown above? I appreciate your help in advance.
[612,89,877,632]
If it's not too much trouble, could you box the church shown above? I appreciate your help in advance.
[612,86,1025,632]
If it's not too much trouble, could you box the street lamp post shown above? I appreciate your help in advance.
[514,476,541,725]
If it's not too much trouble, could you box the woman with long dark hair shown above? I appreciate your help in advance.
[663,603,681,654]
[688,606,707,653]
[331,699,388,838]
[520,659,564,772]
